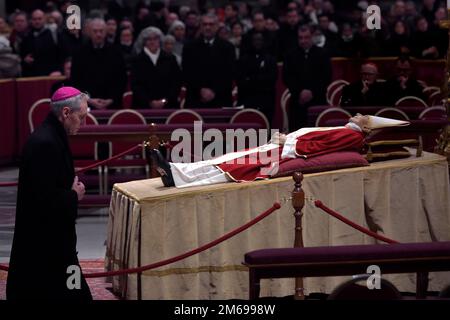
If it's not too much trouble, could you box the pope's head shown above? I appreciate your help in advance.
[51,87,89,135]
[348,113,410,134]
[348,114,371,133]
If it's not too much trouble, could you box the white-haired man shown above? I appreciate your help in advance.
[7,87,92,300]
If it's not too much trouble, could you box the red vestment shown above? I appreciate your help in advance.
[217,128,365,182]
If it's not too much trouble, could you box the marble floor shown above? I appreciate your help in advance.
[0,167,109,263]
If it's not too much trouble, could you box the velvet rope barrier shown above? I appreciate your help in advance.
[84,202,281,278]
[0,143,144,187]
[0,202,281,276]
[314,200,399,244]
[74,143,143,174]
[0,182,19,187]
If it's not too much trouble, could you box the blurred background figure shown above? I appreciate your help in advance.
[168,20,185,60]
[118,27,134,70]
[165,12,179,31]
[71,18,126,109]
[277,8,302,60]
[184,10,200,41]
[385,55,427,105]
[384,20,412,56]
[229,21,243,59]
[119,17,134,33]
[105,16,118,44]
[238,2,252,31]
[421,0,440,25]
[217,22,230,41]
[335,23,360,57]
[236,31,278,122]
[0,35,21,78]
[412,15,440,59]
[9,11,29,55]
[283,25,331,130]
[241,11,277,58]
[131,27,181,109]
[182,13,235,108]
[51,57,73,93]
[223,3,239,28]
[162,34,181,66]
[265,17,279,32]
[341,63,386,107]
[20,9,62,76]
[0,16,12,38]
[431,6,449,59]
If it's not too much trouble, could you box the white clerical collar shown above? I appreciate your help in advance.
[204,37,215,46]
[144,47,160,65]
[345,122,362,132]
[92,42,105,49]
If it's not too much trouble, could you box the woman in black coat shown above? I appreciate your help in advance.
[131,27,181,108]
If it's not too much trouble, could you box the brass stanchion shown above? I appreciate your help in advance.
[436,6,450,162]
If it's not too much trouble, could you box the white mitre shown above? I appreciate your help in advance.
[367,115,410,130]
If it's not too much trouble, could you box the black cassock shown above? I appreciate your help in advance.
[7,112,92,300]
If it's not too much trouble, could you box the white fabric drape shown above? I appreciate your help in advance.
[106,151,450,299]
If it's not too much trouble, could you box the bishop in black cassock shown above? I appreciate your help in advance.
[7,87,92,300]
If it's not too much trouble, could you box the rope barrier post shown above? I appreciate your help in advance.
[292,172,305,300]
[416,272,429,299]
[146,123,161,178]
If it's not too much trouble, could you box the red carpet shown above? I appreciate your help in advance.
[0,259,120,300]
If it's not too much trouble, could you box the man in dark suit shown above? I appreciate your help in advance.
[384,55,426,105]
[236,32,278,122]
[240,11,278,58]
[341,63,386,107]
[277,9,303,61]
[20,9,62,76]
[182,13,236,108]
[131,27,181,108]
[7,87,92,300]
[283,25,332,130]
[71,18,127,109]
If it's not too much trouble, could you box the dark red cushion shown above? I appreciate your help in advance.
[272,151,369,178]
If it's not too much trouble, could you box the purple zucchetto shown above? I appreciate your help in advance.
[51,86,82,102]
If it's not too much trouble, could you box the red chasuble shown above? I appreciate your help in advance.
[217,128,365,182]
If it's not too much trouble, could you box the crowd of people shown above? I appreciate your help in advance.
[0,0,447,128]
